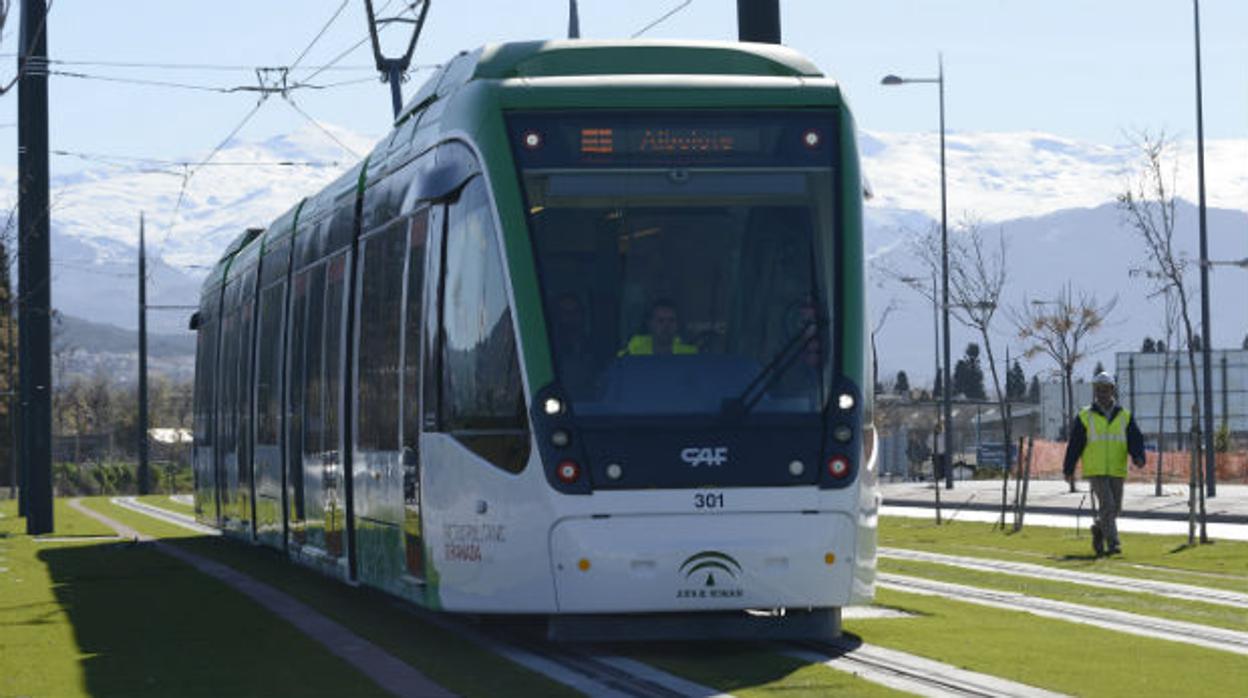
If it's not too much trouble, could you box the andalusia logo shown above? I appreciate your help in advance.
[676,551,745,599]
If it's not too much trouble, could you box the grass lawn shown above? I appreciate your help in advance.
[847,587,1248,698]
[85,497,581,698]
[880,516,1248,592]
[880,557,1248,633]
[0,499,392,698]
[135,494,195,516]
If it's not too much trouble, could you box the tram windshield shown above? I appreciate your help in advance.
[511,111,837,418]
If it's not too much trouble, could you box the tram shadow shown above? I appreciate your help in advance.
[599,633,868,693]
[35,535,292,697]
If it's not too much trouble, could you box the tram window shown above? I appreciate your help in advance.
[402,210,428,451]
[441,178,529,473]
[255,282,285,446]
[324,254,347,458]
[287,272,308,526]
[357,222,407,451]
[194,307,217,447]
[303,265,327,456]
[217,305,238,460]
[237,292,255,484]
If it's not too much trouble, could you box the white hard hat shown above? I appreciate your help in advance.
[1093,372,1115,386]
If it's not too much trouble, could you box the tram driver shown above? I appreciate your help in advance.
[620,298,699,356]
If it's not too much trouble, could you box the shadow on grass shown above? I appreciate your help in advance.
[37,537,387,698]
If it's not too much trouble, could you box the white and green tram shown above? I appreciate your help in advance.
[192,40,878,639]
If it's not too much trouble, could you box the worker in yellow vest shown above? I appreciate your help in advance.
[620,299,698,356]
[1062,372,1146,556]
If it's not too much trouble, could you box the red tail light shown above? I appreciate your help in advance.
[827,456,851,479]
[557,460,581,484]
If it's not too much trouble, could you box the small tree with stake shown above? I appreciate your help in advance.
[1117,130,1208,539]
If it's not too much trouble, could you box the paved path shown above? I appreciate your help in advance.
[67,499,456,698]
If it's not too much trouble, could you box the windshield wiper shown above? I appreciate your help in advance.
[721,319,820,419]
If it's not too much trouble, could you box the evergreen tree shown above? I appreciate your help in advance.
[953,343,986,399]
[1157,340,1167,352]
[1243,334,1248,350]
[933,368,943,398]
[1190,334,1202,351]
[1028,375,1041,403]
[894,370,910,395]
[1141,337,1156,353]
[1092,360,1105,378]
[1006,360,1026,400]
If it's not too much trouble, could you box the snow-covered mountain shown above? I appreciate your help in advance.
[4,125,1245,382]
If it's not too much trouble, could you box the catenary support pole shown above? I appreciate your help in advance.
[18,0,53,534]
[138,213,150,495]
[737,0,780,44]
[1192,0,1216,497]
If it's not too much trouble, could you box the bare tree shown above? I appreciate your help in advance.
[885,218,1012,458]
[1117,132,1204,450]
[1152,288,1180,496]
[1014,285,1117,439]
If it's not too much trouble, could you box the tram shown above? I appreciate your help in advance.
[192,39,878,639]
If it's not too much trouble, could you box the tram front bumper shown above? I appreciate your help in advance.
[549,512,855,613]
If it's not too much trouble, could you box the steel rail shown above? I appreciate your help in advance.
[880,573,1248,656]
[880,547,1248,609]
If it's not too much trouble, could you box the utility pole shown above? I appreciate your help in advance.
[363,0,431,119]
[737,0,780,44]
[7,296,15,502]
[1192,0,1216,497]
[568,0,580,39]
[17,0,53,534]
[137,213,150,495]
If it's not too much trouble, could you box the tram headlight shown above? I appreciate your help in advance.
[788,460,805,476]
[543,397,565,415]
[605,463,623,480]
[827,455,851,479]
[550,429,571,448]
[833,425,853,443]
[556,460,581,484]
[837,393,855,411]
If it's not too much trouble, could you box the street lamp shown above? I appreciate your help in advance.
[883,54,953,489]
[1192,0,1216,497]
[1204,257,1248,270]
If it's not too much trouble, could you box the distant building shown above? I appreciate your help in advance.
[1037,380,1092,440]
[1116,349,1248,446]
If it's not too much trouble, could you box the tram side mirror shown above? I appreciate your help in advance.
[413,160,476,205]
[188,311,201,331]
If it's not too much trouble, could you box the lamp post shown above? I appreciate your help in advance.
[883,54,953,489]
[1192,0,1216,498]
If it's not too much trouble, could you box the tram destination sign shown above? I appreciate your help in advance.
[508,110,838,169]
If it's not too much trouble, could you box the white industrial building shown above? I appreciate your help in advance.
[1115,349,1248,446]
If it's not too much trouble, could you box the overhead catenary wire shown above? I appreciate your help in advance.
[631,0,693,38]
[288,0,352,74]
[281,93,361,159]
[51,148,341,169]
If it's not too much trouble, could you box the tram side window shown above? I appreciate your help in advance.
[255,282,284,446]
[402,211,428,452]
[303,265,327,458]
[194,309,217,448]
[357,221,408,451]
[441,177,529,473]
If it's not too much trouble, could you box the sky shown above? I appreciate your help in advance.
[1,0,1246,177]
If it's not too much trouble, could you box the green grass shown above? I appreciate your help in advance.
[847,588,1248,698]
[0,498,392,698]
[88,497,581,698]
[626,643,910,697]
[880,557,1248,633]
[134,494,196,516]
[880,515,1248,592]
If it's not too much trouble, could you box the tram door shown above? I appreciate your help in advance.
[351,206,430,593]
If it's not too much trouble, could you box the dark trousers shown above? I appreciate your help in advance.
[1088,475,1124,549]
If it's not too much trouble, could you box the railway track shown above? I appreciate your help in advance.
[879,572,1248,656]
[111,498,1239,696]
[783,640,1066,698]
[880,547,1248,609]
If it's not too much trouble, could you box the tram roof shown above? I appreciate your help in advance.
[398,40,825,120]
